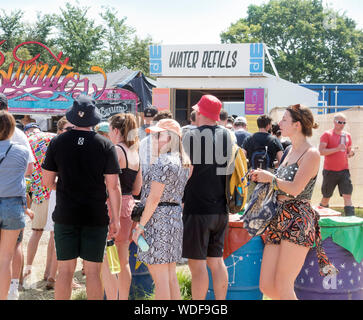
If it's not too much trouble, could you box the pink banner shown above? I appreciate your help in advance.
[245,88,265,115]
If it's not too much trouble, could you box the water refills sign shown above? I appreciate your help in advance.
[149,43,265,77]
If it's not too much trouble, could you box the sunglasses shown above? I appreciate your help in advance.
[335,120,346,125]
[63,126,74,132]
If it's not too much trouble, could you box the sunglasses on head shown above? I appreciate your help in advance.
[335,120,346,125]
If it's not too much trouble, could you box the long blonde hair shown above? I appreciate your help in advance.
[109,113,139,149]
[159,131,191,168]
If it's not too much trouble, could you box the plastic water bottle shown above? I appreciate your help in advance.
[106,239,121,274]
[137,235,149,252]
[235,186,243,207]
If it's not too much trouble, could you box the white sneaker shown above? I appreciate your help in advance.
[7,288,20,300]
[22,272,35,290]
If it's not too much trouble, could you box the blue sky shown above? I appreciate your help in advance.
[0,0,362,44]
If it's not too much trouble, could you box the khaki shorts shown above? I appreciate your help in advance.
[31,200,50,230]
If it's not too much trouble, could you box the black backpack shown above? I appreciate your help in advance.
[250,145,270,169]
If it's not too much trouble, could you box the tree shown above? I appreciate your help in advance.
[94,6,153,76]
[55,2,104,73]
[96,7,135,72]
[220,0,363,83]
[124,35,153,76]
[0,9,24,51]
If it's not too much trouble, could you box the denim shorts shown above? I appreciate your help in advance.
[0,197,26,230]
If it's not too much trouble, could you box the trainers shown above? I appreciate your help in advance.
[7,288,20,300]
[22,271,35,290]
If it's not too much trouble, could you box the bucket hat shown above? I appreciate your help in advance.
[192,95,222,122]
[66,95,101,127]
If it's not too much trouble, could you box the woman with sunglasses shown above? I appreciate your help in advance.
[250,104,337,300]
[132,119,192,300]
[319,113,356,216]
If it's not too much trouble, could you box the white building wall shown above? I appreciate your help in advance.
[156,73,318,113]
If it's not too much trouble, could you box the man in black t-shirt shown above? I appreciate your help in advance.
[242,114,283,199]
[42,95,121,300]
[182,95,234,300]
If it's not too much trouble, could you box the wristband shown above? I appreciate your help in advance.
[138,224,146,231]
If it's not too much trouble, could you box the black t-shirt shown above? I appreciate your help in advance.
[234,130,251,148]
[42,130,120,226]
[242,132,283,169]
[182,125,234,215]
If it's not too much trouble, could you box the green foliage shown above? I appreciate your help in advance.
[0,9,24,51]
[56,2,104,73]
[0,2,153,76]
[177,269,192,300]
[221,0,363,83]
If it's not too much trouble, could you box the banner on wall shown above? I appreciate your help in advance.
[245,88,265,115]
[152,88,171,111]
[95,89,138,120]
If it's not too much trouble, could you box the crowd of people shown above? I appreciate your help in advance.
[0,91,356,300]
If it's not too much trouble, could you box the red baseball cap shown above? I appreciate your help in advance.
[192,95,222,121]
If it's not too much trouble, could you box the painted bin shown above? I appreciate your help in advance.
[128,242,154,300]
[206,214,264,300]
[295,216,363,300]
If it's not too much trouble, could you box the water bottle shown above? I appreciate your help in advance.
[235,186,243,207]
[106,239,121,274]
[340,133,346,152]
[137,234,149,252]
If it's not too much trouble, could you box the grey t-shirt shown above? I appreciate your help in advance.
[0,140,30,197]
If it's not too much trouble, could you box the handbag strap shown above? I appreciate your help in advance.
[0,143,13,166]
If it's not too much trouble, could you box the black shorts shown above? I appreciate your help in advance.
[54,223,108,263]
[182,213,228,260]
[321,169,353,198]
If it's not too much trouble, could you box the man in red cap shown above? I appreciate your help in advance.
[182,94,234,300]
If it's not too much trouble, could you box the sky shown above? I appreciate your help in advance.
[0,0,362,44]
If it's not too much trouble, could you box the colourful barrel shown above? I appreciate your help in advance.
[206,215,264,300]
[128,242,154,300]
[295,216,363,300]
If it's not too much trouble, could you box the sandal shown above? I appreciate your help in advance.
[45,277,55,290]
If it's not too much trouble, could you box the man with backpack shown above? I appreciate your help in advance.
[242,114,283,200]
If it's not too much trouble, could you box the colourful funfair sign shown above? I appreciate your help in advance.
[0,41,107,114]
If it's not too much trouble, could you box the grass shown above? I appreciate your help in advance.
[71,265,192,300]
[138,266,192,300]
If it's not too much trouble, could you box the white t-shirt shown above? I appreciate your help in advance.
[11,127,35,163]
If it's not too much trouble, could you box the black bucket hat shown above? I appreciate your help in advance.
[66,95,101,127]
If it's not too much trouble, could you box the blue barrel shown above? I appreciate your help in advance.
[206,236,264,300]
[128,242,154,300]
[295,237,363,300]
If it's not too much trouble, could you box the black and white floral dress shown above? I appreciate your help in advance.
[138,152,189,265]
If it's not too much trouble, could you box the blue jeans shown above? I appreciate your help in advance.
[0,197,26,230]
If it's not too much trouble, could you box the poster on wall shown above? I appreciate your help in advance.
[95,89,138,120]
[245,88,265,115]
[152,88,170,111]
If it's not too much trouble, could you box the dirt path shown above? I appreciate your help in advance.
[18,216,85,300]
